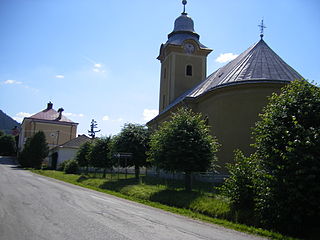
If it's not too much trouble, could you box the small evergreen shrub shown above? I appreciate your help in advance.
[64,159,79,174]
[220,150,257,211]
[57,161,67,171]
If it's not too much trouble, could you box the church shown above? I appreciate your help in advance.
[147,1,303,173]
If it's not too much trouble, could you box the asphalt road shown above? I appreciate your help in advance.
[0,156,266,240]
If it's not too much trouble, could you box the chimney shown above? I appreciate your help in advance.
[47,102,53,110]
[57,107,64,120]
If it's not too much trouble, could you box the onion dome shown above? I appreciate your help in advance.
[172,13,195,33]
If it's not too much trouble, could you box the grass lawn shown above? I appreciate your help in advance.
[31,170,297,240]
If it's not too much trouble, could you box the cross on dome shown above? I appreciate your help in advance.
[258,19,267,39]
[182,0,187,14]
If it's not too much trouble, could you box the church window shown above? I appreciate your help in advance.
[186,65,192,76]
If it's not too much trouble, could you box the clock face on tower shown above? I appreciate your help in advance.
[183,43,195,54]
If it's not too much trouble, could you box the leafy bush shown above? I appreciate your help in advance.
[57,161,67,171]
[220,150,257,211]
[0,134,16,156]
[64,159,79,174]
[253,80,320,237]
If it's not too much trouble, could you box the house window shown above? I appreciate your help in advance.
[186,65,192,76]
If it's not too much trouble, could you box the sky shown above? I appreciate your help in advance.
[1,0,319,137]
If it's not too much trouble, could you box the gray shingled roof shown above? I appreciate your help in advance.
[157,39,303,116]
[189,39,303,98]
[59,134,91,148]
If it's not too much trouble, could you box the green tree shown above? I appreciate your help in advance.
[148,108,220,191]
[75,141,92,174]
[89,137,113,178]
[0,134,16,156]
[29,131,49,169]
[18,131,49,169]
[113,123,150,179]
[18,138,32,167]
[253,80,320,237]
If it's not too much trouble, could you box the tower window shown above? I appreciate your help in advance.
[164,67,167,79]
[162,95,166,108]
[186,65,192,76]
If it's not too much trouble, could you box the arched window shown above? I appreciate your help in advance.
[186,65,192,76]
[162,95,166,108]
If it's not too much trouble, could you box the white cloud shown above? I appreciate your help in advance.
[3,79,22,85]
[92,64,106,73]
[64,112,84,118]
[13,117,23,123]
[215,53,239,63]
[2,79,38,92]
[102,115,110,121]
[55,75,65,79]
[16,112,32,118]
[102,115,124,122]
[13,112,33,123]
[143,109,158,121]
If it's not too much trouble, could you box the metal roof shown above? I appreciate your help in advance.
[153,39,303,119]
[188,39,303,98]
[165,13,209,50]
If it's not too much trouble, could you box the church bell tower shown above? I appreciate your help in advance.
[157,0,212,112]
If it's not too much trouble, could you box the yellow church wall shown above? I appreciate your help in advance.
[195,82,285,173]
[174,54,206,100]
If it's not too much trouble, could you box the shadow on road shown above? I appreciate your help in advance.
[0,156,23,170]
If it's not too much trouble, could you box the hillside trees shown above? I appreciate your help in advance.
[148,108,220,191]
[0,134,16,156]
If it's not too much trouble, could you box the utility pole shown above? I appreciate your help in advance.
[88,119,101,139]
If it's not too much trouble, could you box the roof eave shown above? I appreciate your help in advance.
[23,117,79,126]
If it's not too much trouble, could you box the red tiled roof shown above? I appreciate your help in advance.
[29,108,75,123]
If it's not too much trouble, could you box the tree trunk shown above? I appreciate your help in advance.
[103,168,106,178]
[185,172,192,191]
[135,165,140,179]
